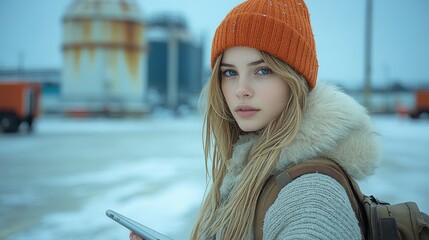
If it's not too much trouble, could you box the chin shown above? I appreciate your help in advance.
[238,124,264,132]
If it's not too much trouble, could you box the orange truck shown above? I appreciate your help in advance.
[410,89,429,119]
[0,81,41,133]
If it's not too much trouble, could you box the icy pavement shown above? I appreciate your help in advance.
[0,114,428,240]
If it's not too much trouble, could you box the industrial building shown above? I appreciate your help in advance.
[146,14,203,110]
[0,0,205,116]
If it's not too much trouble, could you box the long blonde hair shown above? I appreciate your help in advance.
[191,51,310,240]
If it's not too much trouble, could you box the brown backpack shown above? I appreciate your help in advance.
[255,158,429,240]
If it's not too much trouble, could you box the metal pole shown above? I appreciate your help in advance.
[167,30,178,109]
[364,0,373,111]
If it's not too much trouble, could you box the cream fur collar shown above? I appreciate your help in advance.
[220,83,381,198]
[277,83,381,180]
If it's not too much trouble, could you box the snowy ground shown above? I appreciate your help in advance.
[0,113,428,240]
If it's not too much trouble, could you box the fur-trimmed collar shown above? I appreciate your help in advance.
[277,83,380,180]
[220,83,381,198]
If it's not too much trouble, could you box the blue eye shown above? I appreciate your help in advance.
[223,70,238,77]
[257,68,272,75]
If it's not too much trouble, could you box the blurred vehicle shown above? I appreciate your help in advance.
[410,89,429,119]
[0,81,41,133]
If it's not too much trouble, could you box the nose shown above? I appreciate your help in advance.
[236,77,253,98]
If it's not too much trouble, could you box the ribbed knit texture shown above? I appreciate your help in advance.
[211,0,318,89]
[263,173,361,240]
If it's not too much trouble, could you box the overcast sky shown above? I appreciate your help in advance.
[0,0,428,88]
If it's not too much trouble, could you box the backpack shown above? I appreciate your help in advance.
[255,158,429,240]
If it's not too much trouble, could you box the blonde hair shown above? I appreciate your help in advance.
[191,51,310,240]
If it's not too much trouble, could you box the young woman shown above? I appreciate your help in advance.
[130,0,380,239]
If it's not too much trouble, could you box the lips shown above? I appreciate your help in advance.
[235,105,260,117]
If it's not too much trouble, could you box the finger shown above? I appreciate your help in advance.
[129,232,143,240]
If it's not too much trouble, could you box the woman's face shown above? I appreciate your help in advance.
[220,47,290,132]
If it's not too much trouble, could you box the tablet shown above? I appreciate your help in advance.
[106,209,173,240]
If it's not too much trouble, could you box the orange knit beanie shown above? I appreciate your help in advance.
[211,0,318,89]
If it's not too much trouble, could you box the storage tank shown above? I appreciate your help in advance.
[62,0,148,115]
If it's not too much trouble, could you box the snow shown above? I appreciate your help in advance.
[0,114,428,240]
[358,115,429,212]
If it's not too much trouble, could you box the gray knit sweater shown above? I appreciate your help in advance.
[263,174,361,239]
[217,84,381,239]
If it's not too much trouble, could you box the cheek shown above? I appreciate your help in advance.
[266,83,289,106]
[221,82,233,103]
[220,81,226,96]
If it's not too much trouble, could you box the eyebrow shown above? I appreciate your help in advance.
[220,59,265,67]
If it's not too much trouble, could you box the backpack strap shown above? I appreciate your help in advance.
[254,158,367,240]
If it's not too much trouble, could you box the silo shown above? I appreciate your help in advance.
[62,0,147,115]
